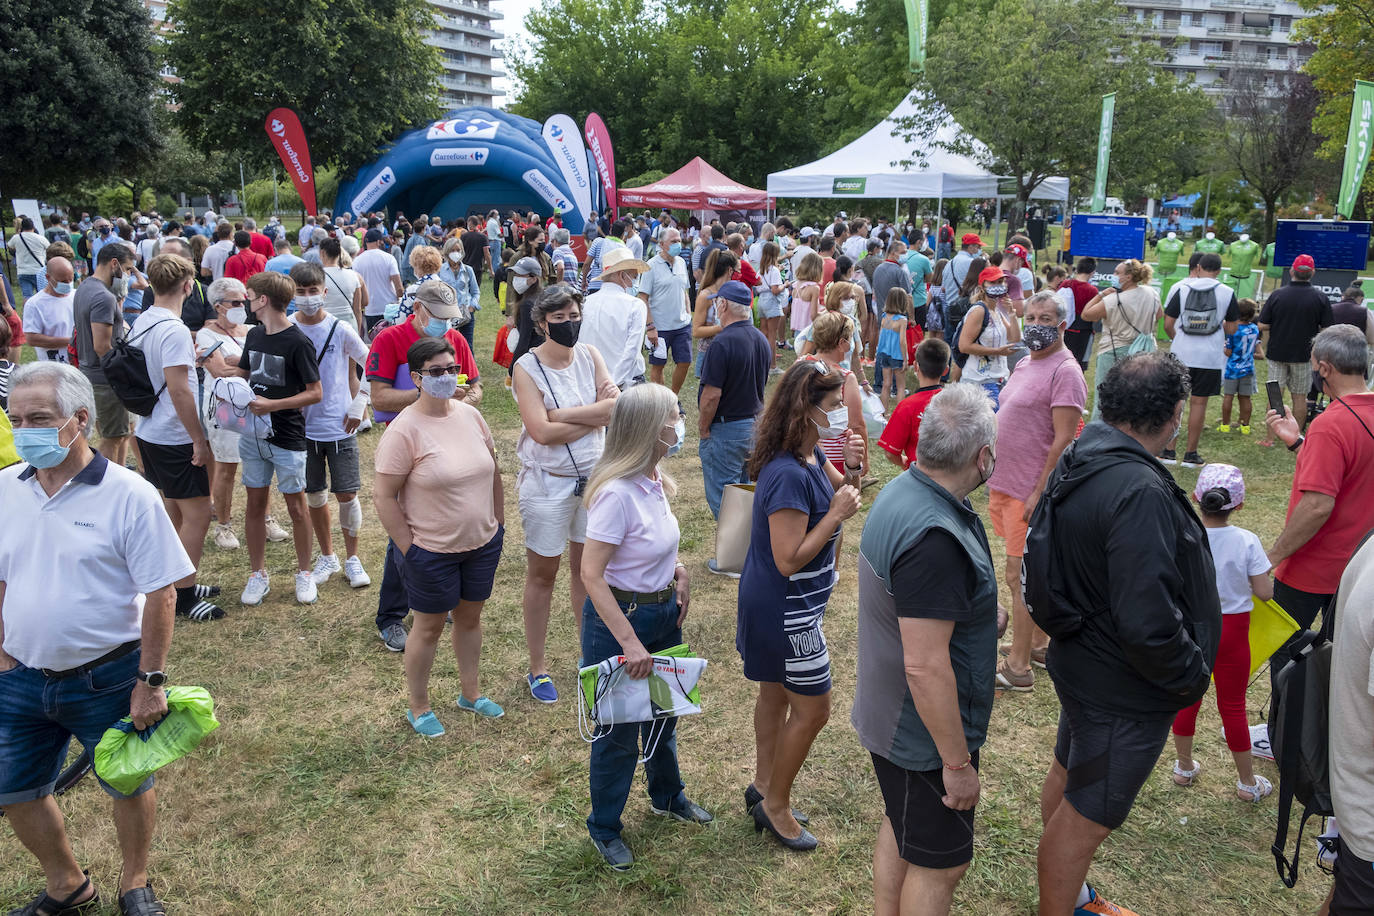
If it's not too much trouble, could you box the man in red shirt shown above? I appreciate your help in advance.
[877,338,950,468]
[244,218,276,261]
[223,231,266,283]
[1265,324,1374,689]
[1060,257,1101,371]
[365,280,482,652]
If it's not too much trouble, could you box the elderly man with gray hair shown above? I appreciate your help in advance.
[1264,323,1374,688]
[697,280,772,522]
[550,227,579,286]
[0,361,193,916]
[854,383,1001,916]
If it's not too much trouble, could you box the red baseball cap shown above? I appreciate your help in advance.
[978,266,1007,286]
[1005,243,1029,263]
[961,233,983,247]
[1292,254,1316,272]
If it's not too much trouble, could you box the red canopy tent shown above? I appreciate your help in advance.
[618,157,769,210]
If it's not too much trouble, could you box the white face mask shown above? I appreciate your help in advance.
[813,405,849,438]
[840,298,857,317]
[448,251,461,264]
[295,294,325,316]
[512,276,533,295]
[226,306,247,325]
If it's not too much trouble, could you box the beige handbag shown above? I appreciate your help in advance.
[714,484,756,574]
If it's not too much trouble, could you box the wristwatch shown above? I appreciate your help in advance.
[137,670,168,688]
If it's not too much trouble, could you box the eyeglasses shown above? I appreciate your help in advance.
[219,299,249,308]
[414,364,461,378]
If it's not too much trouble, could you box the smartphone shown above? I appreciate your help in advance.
[196,340,224,364]
[1266,379,1286,418]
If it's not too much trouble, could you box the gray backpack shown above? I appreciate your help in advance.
[1179,283,1221,336]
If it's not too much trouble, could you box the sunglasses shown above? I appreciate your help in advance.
[802,358,832,376]
[414,364,461,378]
[220,299,249,308]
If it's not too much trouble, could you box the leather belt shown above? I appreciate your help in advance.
[609,584,675,609]
[40,640,141,680]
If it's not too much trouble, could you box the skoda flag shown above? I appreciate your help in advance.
[1337,81,1374,219]
[1090,93,1116,214]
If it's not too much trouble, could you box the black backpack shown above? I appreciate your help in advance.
[99,319,175,416]
[949,302,991,369]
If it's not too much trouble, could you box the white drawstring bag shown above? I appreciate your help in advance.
[211,376,272,439]
[578,646,707,763]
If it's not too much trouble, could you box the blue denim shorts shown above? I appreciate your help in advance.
[238,438,307,493]
[0,648,154,805]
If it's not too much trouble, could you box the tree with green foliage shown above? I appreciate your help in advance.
[1297,0,1374,214]
[905,0,1212,224]
[165,0,441,180]
[0,0,159,196]
[510,0,833,186]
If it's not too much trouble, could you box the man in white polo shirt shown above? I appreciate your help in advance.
[0,361,193,916]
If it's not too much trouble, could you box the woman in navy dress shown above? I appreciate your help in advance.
[737,359,863,851]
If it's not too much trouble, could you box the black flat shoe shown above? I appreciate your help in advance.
[752,802,818,851]
[118,884,166,916]
[590,836,634,871]
[743,783,809,825]
[9,872,99,916]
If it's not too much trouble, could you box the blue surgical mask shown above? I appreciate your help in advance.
[14,416,77,469]
[1109,276,1122,289]
[55,281,73,295]
[423,317,448,337]
[668,243,683,257]
[661,417,685,457]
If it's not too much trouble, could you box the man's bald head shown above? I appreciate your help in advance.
[46,257,74,288]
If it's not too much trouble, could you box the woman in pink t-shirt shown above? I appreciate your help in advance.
[579,382,707,870]
[374,336,506,737]
[986,291,1087,693]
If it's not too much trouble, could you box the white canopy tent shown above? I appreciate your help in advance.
[766,91,1070,233]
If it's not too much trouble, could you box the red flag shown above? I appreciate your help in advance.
[264,108,317,215]
[584,112,617,217]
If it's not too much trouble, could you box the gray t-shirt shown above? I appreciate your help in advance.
[72,278,123,385]
[872,260,912,317]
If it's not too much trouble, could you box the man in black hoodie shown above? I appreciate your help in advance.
[1032,351,1221,916]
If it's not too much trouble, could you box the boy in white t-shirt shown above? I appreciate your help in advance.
[289,262,372,589]
[131,253,224,620]
[1169,464,1273,801]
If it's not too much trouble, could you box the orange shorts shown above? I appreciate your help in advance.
[988,489,1029,558]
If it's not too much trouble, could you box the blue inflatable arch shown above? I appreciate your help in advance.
[334,107,593,233]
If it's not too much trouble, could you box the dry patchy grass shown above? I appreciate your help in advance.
[0,296,1331,915]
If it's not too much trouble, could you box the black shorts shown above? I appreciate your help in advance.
[401,527,504,613]
[871,751,977,869]
[1187,367,1222,399]
[305,436,362,494]
[1051,687,1173,829]
[1332,836,1374,915]
[1064,326,1093,369]
[136,439,209,500]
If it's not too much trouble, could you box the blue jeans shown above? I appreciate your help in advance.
[700,418,754,519]
[0,648,152,805]
[376,539,409,631]
[581,595,686,842]
[458,316,475,354]
[18,274,38,302]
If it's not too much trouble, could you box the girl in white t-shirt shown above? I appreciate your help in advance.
[1171,463,1275,802]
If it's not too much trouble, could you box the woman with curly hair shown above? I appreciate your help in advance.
[737,359,863,852]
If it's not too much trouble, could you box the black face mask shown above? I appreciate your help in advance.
[546,319,582,347]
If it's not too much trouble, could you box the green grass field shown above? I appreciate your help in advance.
[0,282,1334,915]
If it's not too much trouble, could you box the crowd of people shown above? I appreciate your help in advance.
[1,202,1372,916]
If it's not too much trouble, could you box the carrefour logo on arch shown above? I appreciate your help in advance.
[426,118,500,141]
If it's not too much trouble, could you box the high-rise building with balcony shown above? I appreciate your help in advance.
[424,0,505,110]
[1121,0,1314,96]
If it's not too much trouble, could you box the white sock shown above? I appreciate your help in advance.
[321,553,337,563]
[1076,884,1092,908]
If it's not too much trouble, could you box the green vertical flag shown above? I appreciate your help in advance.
[904,0,928,72]
[1337,80,1374,219]
[1091,93,1116,214]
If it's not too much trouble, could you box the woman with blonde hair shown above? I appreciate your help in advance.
[797,280,865,369]
[957,266,1022,409]
[578,382,707,869]
[790,252,824,346]
[1081,258,1161,421]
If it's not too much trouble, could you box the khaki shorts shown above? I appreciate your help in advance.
[988,488,1029,558]
[1267,360,1311,397]
[91,383,130,440]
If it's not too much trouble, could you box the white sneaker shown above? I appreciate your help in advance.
[241,570,270,606]
[295,570,318,604]
[264,515,290,542]
[311,554,342,585]
[344,555,371,588]
[213,523,240,550]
